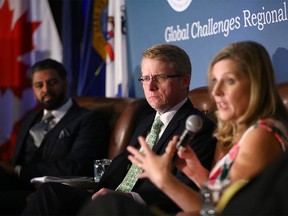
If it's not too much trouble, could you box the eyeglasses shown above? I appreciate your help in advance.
[138,74,181,85]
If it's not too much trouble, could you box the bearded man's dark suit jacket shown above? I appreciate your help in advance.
[22,99,217,215]
[0,100,109,214]
[12,101,109,182]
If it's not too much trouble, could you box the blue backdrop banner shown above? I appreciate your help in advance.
[126,0,288,97]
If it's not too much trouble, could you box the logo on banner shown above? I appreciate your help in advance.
[167,0,192,12]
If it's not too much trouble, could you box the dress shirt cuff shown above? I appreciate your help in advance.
[14,165,21,177]
[129,192,146,205]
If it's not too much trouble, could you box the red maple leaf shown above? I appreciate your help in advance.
[0,0,41,98]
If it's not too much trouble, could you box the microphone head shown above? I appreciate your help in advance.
[185,115,203,133]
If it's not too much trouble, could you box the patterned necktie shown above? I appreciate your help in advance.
[116,116,163,192]
[29,112,55,148]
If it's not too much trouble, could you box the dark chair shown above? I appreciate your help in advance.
[76,81,288,162]
[75,87,218,160]
[277,81,288,111]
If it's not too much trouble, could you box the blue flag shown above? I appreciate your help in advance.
[62,0,107,97]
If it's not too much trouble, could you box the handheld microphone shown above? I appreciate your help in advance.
[176,115,203,151]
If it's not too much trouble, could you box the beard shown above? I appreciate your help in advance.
[38,91,67,110]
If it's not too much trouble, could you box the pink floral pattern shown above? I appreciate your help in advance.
[208,118,288,185]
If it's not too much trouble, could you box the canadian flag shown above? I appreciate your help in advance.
[0,0,62,160]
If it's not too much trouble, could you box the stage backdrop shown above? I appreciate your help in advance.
[125,0,288,97]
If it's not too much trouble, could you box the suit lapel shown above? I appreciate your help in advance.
[12,110,42,164]
[153,100,194,153]
[47,103,79,135]
[40,103,80,157]
[129,113,155,148]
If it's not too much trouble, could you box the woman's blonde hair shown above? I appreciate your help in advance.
[208,41,287,151]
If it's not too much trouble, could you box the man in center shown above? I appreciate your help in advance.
[23,44,216,215]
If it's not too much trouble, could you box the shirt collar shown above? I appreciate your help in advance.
[43,98,73,122]
[156,98,188,128]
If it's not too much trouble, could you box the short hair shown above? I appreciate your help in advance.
[29,58,67,80]
[141,44,192,77]
[208,41,287,148]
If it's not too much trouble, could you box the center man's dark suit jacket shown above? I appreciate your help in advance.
[22,99,217,215]
[97,99,216,212]
[12,100,110,183]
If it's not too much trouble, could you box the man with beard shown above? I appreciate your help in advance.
[0,59,109,214]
